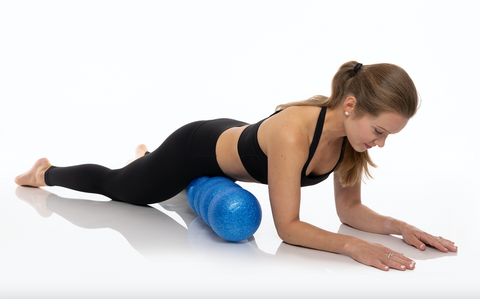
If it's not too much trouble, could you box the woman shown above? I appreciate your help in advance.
[15,61,457,271]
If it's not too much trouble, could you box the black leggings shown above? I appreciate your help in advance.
[45,118,248,205]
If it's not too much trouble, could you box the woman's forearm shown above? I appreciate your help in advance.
[277,220,359,256]
[276,205,406,256]
[277,218,419,271]
[338,203,406,235]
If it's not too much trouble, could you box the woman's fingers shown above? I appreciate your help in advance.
[404,234,427,251]
[419,234,458,253]
[401,224,458,253]
[439,237,458,251]
[425,235,448,252]
[385,253,416,271]
[369,248,416,271]
[350,240,417,272]
[431,236,458,252]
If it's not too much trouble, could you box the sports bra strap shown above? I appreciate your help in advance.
[301,107,327,177]
[238,106,342,187]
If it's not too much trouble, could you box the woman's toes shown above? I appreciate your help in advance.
[135,144,148,158]
[14,174,25,186]
[14,158,51,187]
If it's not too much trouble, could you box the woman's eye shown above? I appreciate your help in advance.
[374,129,383,135]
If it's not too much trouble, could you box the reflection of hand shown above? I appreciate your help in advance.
[399,223,458,253]
[346,239,416,271]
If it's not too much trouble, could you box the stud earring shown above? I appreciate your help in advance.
[345,111,349,116]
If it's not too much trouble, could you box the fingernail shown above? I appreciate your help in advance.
[420,244,425,249]
[410,263,414,268]
[385,266,389,270]
[401,265,405,269]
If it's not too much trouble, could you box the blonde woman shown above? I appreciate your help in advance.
[15,61,457,271]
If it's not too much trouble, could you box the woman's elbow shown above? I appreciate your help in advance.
[277,231,293,244]
[275,220,302,244]
[336,208,353,226]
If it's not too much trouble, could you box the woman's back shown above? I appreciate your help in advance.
[216,106,344,184]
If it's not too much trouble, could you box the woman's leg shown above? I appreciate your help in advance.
[15,121,206,205]
[14,143,149,188]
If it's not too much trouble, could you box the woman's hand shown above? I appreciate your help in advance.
[346,238,416,271]
[399,223,458,253]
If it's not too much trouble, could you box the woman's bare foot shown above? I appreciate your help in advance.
[126,144,149,165]
[14,158,51,187]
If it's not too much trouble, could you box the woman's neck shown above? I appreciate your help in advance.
[322,106,347,143]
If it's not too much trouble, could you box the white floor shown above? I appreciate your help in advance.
[1,172,478,298]
[1,1,479,298]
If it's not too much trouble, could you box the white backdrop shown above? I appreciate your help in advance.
[1,1,479,298]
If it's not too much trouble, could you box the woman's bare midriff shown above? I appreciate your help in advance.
[215,126,259,183]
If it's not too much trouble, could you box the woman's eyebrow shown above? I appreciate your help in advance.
[377,126,392,134]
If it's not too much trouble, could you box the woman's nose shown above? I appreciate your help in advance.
[374,136,387,148]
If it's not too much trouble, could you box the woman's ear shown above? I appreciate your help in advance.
[343,96,357,115]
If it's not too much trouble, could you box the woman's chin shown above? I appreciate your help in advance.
[353,145,368,153]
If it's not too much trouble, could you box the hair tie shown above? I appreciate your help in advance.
[353,63,363,74]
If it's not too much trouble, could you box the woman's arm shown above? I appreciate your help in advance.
[333,173,458,253]
[264,115,414,271]
[333,174,401,234]
[266,127,354,254]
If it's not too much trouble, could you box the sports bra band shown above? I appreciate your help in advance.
[237,107,345,187]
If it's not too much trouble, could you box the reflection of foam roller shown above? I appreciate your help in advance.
[186,176,262,242]
[187,217,262,260]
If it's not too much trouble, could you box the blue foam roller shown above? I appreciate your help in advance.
[186,176,209,213]
[193,178,213,216]
[196,177,239,225]
[208,187,262,242]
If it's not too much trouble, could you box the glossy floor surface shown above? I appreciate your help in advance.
[1,1,479,298]
[2,175,478,298]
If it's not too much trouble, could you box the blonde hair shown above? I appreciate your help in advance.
[276,61,419,187]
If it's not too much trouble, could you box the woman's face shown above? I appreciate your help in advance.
[345,111,409,152]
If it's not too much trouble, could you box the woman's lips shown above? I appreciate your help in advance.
[365,144,373,149]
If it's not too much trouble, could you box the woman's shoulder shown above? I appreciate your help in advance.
[259,106,322,147]
[266,106,322,131]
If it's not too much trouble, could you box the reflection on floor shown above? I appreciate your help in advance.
[2,183,476,298]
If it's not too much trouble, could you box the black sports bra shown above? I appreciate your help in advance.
[237,107,345,187]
